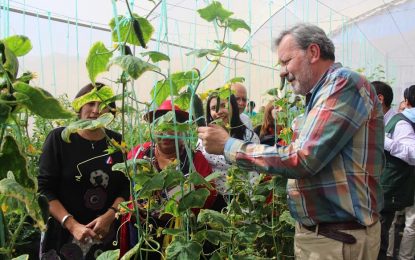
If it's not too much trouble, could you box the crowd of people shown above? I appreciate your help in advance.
[37,23,415,260]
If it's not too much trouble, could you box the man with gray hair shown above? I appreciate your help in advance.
[198,23,383,259]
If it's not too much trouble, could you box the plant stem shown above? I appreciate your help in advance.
[0,124,6,144]
[125,0,134,17]
[7,213,27,259]
[146,1,162,19]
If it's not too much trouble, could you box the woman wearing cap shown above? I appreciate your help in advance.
[38,83,129,259]
[201,93,259,196]
[119,100,217,258]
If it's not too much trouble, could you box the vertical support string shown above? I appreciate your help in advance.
[47,11,57,95]
[75,0,80,90]
[36,11,45,88]
[66,19,70,91]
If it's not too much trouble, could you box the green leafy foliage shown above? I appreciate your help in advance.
[197,209,230,229]
[141,51,170,62]
[150,71,199,105]
[0,42,19,78]
[165,238,203,260]
[227,18,251,32]
[152,111,192,133]
[0,136,35,190]
[137,173,165,198]
[107,55,160,80]
[174,91,191,111]
[186,48,222,58]
[228,77,245,84]
[61,113,114,143]
[96,249,119,260]
[109,14,154,46]
[12,255,29,260]
[188,171,212,189]
[86,41,113,84]
[0,103,11,124]
[13,82,75,119]
[197,1,233,22]
[177,188,210,213]
[2,35,32,57]
[215,40,247,53]
[193,230,231,245]
[0,178,46,231]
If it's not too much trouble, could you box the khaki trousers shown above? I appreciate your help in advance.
[294,221,380,260]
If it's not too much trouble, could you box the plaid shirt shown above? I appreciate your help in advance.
[224,63,384,226]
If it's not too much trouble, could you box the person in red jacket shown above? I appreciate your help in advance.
[119,100,217,258]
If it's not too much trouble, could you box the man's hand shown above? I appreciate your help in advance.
[198,124,230,155]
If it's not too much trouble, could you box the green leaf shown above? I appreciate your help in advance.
[61,113,114,143]
[151,71,199,105]
[13,82,75,119]
[108,55,159,80]
[141,51,170,62]
[0,103,11,123]
[279,210,295,227]
[165,238,202,260]
[210,252,222,260]
[215,41,247,53]
[0,136,35,190]
[138,173,164,197]
[3,35,32,56]
[235,224,265,244]
[96,249,119,260]
[0,178,46,231]
[163,168,185,190]
[178,188,210,213]
[120,243,140,260]
[197,209,230,229]
[194,230,231,245]
[86,41,113,84]
[266,87,279,96]
[163,199,179,217]
[174,91,191,111]
[152,111,192,133]
[109,14,154,46]
[226,43,247,53]
[227,18,251,32]
[186,48,222,58]
[204,171,222,182]
[227,77,245,84]
[188,171,212,189]
[12,255,29,260]
[112,158,151,175]
[0,42,19,78]
[197,1,233,22]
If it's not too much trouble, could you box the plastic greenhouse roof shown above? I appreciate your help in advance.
[1,0,414,107]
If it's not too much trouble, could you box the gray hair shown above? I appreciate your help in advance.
[275,23,335,61]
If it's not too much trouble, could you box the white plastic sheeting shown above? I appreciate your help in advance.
[1,0,414,107]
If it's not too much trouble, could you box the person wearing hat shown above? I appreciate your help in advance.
[119,100,218,258]
[38,83,130,259]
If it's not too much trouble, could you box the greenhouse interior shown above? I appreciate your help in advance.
[1,0,415,259]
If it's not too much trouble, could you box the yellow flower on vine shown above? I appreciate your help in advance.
[1,203,8,213]
[200,92,209,101]
[27,144,38,154]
